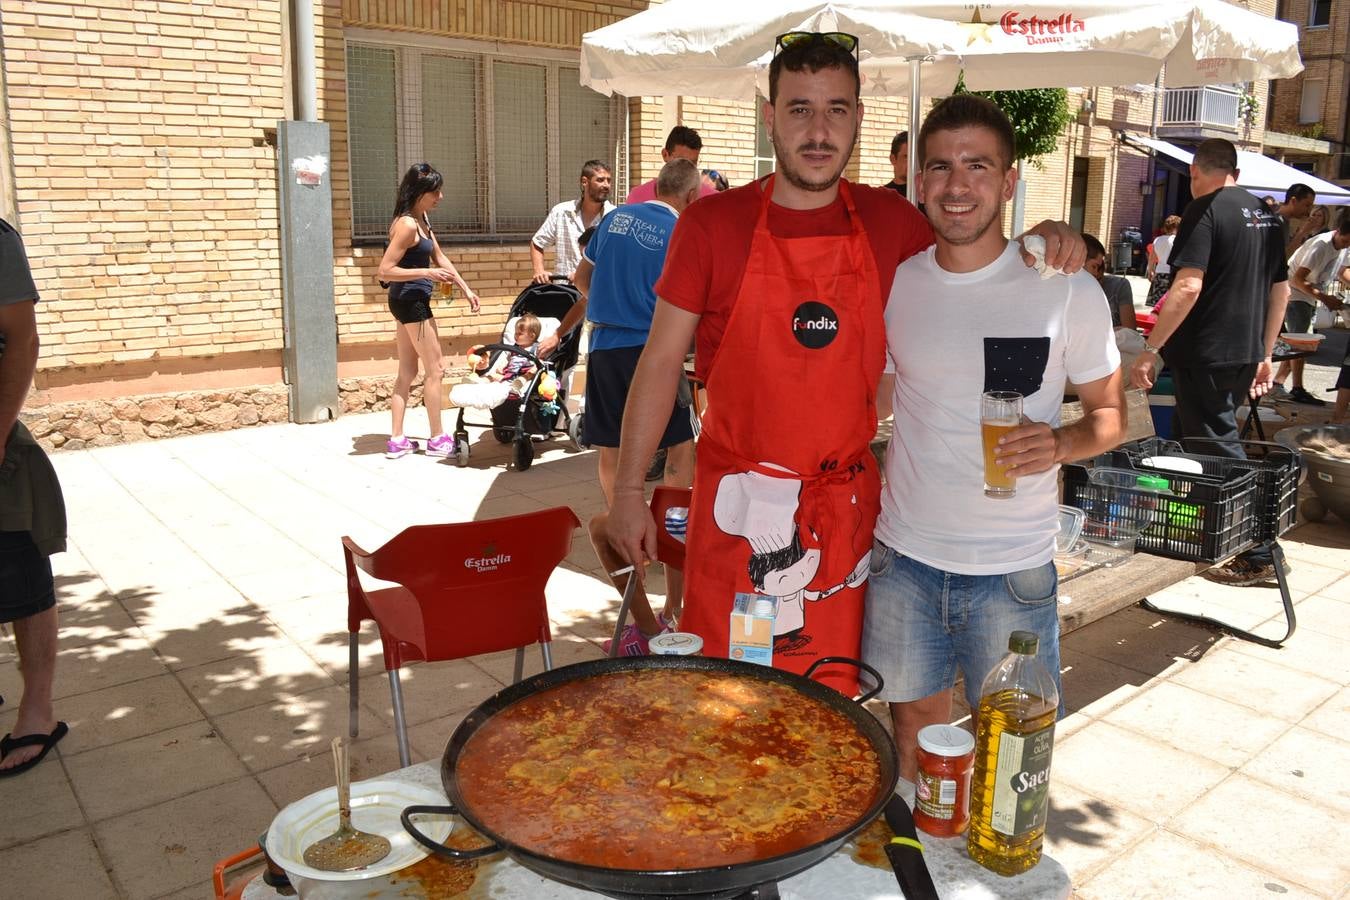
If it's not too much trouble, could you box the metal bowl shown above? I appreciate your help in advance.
[1275,425,1350,524]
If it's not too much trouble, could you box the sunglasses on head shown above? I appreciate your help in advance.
[774,31,859,58]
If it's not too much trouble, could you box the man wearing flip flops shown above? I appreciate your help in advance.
[0,218,68,777]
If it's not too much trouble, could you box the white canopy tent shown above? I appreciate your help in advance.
[1124,135,1350,207]
[581,1,1303,204]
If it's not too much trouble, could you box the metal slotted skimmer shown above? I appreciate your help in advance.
[302,737,392,872]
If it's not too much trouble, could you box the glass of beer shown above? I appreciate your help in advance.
[981,391,1022,499]
[435,279,453,301]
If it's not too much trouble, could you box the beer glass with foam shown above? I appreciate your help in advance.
[981,391,1022,499]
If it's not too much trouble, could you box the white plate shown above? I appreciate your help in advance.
[1140,455,1204,475]
[266,779,454,883]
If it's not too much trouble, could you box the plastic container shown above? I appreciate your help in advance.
[1080,524,1137,567]
[648,632,703,656]
[1055,505,1086,554]
[914,724,975,837]
[968,631,1059,876]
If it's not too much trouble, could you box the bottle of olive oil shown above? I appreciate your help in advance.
[967,630,1059,876]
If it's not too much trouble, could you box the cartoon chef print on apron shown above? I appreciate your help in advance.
[680,176,884,697]
[713,468,870,642]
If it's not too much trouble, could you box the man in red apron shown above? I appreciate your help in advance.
[605,33,1084,696]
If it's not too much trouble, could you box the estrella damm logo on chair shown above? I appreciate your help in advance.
[465,544,513,572]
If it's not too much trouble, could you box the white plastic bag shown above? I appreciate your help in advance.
[1313,302,1334,332]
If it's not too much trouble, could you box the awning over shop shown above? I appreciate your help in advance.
[1123,134,1350,206]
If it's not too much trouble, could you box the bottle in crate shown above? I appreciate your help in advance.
[967,630,1058,876]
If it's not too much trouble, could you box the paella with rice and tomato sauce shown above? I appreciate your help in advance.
[454,669,884,871]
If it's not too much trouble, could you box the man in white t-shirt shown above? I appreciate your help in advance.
[862,95,1126,780]
[1271,218,1350,405]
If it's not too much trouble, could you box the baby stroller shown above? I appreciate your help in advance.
[450,277,585,471]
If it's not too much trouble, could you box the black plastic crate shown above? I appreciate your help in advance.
[1062,452,1260,563]
[1117,437,1301,542]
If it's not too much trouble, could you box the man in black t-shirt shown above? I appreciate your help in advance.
[1128,139,1291,585]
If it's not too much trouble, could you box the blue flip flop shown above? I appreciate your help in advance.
[0,721,69,778]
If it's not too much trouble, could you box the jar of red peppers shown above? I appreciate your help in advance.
[914,724,975,837]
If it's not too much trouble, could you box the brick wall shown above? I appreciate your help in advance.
[4,0,287,382]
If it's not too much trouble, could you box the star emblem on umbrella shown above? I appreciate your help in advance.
[957,9,994,46]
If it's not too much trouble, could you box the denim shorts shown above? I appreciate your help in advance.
[0,531,55,625]
[862,541,1062,714]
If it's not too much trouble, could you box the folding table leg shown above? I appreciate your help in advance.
[539,641,554,672]
[388,669,412,768]
[513,646,525,684]
[1142,541,1297,648]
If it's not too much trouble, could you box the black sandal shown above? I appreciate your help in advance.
[0,722,69,778]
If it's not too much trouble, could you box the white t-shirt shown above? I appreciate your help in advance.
[1288,231,1345,308]
[877,241,1120,575]
[1151,234,1175,275]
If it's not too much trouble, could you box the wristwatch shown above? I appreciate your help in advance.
[1142,343,1163,355]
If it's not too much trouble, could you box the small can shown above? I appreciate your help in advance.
[648,632,703,656]
[664,506,689,543]
[914,724,975,837]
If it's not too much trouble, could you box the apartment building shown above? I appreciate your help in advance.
[1265,0,1350,186]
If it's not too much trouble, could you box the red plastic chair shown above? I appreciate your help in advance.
[649,485,691,572]
[343,506,581,766]
[608,486,692,654]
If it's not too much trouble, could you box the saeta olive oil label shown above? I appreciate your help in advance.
[989,723,1054,837]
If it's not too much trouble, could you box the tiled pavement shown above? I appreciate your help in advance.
[1,403,1348,899]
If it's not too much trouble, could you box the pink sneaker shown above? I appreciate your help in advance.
[426,434,456,458]
[603,614,675,656]
[385,436,419,459]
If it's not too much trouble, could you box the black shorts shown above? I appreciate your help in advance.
[388,284,434,325]
[0,531,55,625]
[583,345,695,449]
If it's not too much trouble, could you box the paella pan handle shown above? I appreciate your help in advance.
[400,804,502,860]
[803,656,884,704]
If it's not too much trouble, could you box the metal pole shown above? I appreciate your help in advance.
[907,58,923,206]
[292,0,316,122]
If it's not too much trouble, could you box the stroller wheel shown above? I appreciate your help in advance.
[454,440,470,468]
[568,413,588,450]
[493,427,514,444]
[513,436,534,471]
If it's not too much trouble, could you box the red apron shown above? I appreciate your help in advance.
[680,177,885,696]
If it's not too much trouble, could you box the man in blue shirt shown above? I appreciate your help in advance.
[541,158,702,654]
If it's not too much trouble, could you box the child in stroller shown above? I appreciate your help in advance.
[447,279,584,471]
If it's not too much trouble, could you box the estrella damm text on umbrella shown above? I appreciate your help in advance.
[999,11,1087,45]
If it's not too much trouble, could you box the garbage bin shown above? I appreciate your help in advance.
[1111,241,1133,273]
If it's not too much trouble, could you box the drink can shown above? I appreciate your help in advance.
[664,506,688,542]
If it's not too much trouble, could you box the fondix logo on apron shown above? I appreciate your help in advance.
[791,302,840,349]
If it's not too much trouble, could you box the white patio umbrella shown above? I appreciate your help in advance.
[581,1,1303,200]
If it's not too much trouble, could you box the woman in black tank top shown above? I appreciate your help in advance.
[376,163,482,459]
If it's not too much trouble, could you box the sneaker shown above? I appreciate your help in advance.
[385,436,419,459]
[645,448,668,482]
[426,433,456,457]
[603,614,675,656]
[1203,556,1292,587]
[1265,384,1292,402]
[1289,387,1327,406]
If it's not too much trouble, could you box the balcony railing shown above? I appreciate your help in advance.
[1161,86,1241,131]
